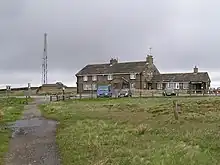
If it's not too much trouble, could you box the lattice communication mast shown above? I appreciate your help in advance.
[42,33,48,85]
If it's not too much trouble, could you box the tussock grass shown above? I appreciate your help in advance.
[0,97,27,165]
[40,97,220,165]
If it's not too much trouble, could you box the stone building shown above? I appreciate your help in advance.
[75,56,211,94]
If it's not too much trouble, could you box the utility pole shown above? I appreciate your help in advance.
[42,33,48,85]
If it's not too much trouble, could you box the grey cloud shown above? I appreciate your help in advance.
[1,0,220,86]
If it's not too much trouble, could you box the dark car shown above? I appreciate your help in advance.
[163,87,176,96]
[118,88,132,97]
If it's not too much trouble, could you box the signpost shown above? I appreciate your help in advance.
[6,85,11,97]
[24,91,28,104]
[28,83,31,98]
[6,85,11,104]
[62,87,65,100]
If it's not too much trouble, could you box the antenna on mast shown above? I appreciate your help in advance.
[149,46,152,56]
[42,33,48,85]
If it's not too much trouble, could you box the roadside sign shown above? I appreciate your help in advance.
[28,83,31,89]
[6,85,11,91]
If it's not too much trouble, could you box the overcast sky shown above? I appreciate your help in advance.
[1,0,220,88]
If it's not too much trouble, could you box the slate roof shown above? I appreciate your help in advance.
[41,82,68,88]
[76,61,158,75]
[151,72,210,82]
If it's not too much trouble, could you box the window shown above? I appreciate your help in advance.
[83,84,90,90]
[92,75,97,81]
[144,82,147,89]
[92,84,97,90]
[179,83,183,89]
[169,83,175,89]
[83,75,88,81]
[157,83,162,89]
[183,83,189,89]
[130,73,136,79]
[107,74,113,80]
[175,83,179,89]
[131,83,135,89]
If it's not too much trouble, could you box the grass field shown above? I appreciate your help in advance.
[0,97,28,164]
[40,97,220,165]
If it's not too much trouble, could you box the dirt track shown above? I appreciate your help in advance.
[4,99,61,165]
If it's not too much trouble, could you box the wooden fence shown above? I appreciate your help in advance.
[49,89,219,102]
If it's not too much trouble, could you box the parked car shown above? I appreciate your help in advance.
[163,87,176,96]
[118,88,132,97]
[97,85,112,98]
[217,87,220,94]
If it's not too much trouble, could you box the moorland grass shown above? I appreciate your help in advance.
[0,97,28,165]
[40,97,220,165]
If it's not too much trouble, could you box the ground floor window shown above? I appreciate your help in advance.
[92,84,97,90]
[179,83,183,89]
[143,82,147,89]
[157,83,162,89]
[168,82,175,89]
[130,83,135,89]
[83,83,97,90]
[83,84,90,90]
[183,83,189,89]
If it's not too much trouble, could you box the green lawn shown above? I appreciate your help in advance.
[40,97,220,165]
[0,97,28,165]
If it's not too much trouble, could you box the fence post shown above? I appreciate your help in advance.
[139,89,142,98]
[173,100,179,120]
[56,95,59,101]
[50,95,52,101]
[79,91,82,99]
[25,96,28,105]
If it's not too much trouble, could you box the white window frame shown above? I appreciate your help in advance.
[92,75,97,81]
[157,83,162,89]
[144,82,147,89]
[92,83,97,90]
[130,83,135,89]
[83,84,90,90]
[175,83,179,89]
[183,83,189,89]
[107,74,113,80]
[83,75,88,81]
[130,73,136,80]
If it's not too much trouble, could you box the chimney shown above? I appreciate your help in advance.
[193,66,198,73]
[146,55,153,64]
[110,58,118,66]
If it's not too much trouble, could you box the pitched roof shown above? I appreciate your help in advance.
[76,61,158,75]
[151,72,210,82]
[41,82,68,88]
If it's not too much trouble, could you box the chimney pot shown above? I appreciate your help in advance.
[193,66,198,73]
[110,58,118,65]
[146,55,153,64]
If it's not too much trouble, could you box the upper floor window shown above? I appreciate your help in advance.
[107,74,113,80]
[92,75,97,81]
[83,75,88,81]
[130,73,136,79]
